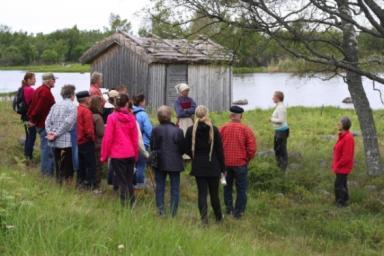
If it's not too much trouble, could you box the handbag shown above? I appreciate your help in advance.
[149,150,160,169]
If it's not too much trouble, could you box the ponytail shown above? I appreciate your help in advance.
[191,105,214,162]
[22,72,35,87]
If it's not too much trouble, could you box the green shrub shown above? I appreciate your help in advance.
[248,160,295,193]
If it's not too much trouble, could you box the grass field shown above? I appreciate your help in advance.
[1,101,384,255]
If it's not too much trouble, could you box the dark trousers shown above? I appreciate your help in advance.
[224,166,248,218]
[195,177,222,222]
[53,147,74,184]
[78,141,96,188]
[24,124,36,160]
[111,158,135,206]
[274,129,289,171]
[335,174,349,206]
[155,170,180,216]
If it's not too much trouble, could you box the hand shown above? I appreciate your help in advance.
[100,158,108,164]
[27,121,35,128]
[46,132,56,141]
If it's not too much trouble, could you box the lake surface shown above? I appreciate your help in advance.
[1,70,383,109]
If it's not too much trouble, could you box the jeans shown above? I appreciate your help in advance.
[53,147,74,184]
[224,165,248,217]
[36,128,54,176]
[111,158,135,206]
[274,129,289,171]
[70,128,79,171]
[155,170,180,216]
[335,174,349,206]
[135,145,149,184]
[195,177,222,222]
[24,124,36,159]
[78,141,96,188]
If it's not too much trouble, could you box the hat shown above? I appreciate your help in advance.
[108,90,119,98]
[42,73,58,81]
[175,83,190,94]
[230,106,244,114]
[76,91,90,99]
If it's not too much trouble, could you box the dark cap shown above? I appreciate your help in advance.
[230,106,244,114]
[76,91,90,99]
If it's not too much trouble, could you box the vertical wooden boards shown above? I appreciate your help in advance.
[188,65,232,112]
[165,64,188,106]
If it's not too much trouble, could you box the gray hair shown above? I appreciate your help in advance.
[157,105,172,124]
[91,72,103,84]
[60,84,76,99]
[340,116,352,131]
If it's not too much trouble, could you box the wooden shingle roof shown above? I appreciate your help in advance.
[79,31,233,64]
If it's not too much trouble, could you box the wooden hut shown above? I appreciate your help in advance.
[79,32,233,111]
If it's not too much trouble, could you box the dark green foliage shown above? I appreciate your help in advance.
[0,25,106,66]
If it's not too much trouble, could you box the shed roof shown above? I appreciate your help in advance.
[79,31,233,65]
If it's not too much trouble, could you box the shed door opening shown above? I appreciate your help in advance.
[166,64,188,106]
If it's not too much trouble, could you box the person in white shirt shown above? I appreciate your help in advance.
[270,91,289,171]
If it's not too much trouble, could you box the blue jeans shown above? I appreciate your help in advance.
[70,128,79,171]
[224,165,248,217]
[36,128,54,176]
[135,145,149,184]
[24,124,36,159]
[155,170,180,216]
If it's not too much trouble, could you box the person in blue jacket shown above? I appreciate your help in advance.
[133,94,153,189]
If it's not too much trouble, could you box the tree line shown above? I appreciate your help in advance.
[1,10,383,68]
[0,13,131,66]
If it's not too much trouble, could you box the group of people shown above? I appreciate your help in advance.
[16,70,355,225]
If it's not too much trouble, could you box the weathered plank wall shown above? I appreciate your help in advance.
[188,65,232,112]
[91,44,149,96]
[148,64,166,111]
[165,64,188,106]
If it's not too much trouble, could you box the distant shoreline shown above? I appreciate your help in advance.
[1,62,383,75]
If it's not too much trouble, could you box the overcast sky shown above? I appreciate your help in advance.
[1,0,150,34]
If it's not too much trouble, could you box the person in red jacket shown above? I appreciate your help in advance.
[332,116,355,207]
[76,91,96,189]
[27,73,56,175]
[220,106,257,218]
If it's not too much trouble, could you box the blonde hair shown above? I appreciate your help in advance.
[192,105,214,161]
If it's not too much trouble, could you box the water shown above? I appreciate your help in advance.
[1,70,383,109]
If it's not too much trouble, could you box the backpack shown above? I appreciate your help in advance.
[12,87,27,115]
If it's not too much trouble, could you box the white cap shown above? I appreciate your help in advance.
[175,83,190,94]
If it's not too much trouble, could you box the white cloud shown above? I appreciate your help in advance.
[0,0,150,34]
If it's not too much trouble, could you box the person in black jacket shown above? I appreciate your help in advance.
[185,105,224,224]
[151,105,185,217]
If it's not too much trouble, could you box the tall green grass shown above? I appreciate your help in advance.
[1,102,384,255]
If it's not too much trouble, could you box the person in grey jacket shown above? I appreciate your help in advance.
[151,105,185,216]
[45,85,77,184]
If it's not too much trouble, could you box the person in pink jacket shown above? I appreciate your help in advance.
[101,93,139,206]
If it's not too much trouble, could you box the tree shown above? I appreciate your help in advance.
[41,49,59,64]
[105,13,131,34]
[152,0,384,176]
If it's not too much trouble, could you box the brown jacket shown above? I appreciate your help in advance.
[93,113,105,150]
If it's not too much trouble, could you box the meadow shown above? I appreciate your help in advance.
[1,101,384,255]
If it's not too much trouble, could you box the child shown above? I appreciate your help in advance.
[101,94,139,206]
[76,91,96,189]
